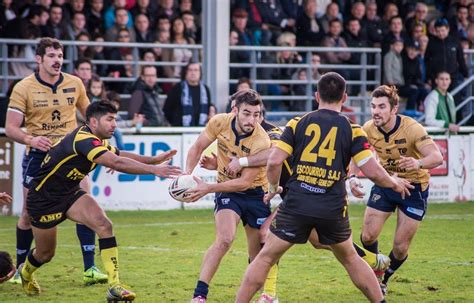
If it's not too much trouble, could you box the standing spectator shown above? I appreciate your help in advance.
[129,65,169,126]
[164,62,212,126]
[320,2,342,33]
[85,0,105,36]
[424,71,459,132]
[296,0,324,46]
[365,1,384,47]
[449,5,469,40]
[161,17,195,78]
[425,18,468,91]
[42,4,67,39]
[405,2,428,37]
[105,7,136,41]
[134,13,154,44]
[65,12,88,40]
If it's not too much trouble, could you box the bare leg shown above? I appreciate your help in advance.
[244,225,262,262]
[361,207,391,248]
[235,232,292,303]
[31,227,57,264]
[392,209,420,259]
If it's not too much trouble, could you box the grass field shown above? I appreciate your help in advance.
[0,203,473,302]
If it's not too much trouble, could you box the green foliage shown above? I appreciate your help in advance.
[0,203,473,302]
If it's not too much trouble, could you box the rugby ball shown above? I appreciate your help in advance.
[168,175,200,202]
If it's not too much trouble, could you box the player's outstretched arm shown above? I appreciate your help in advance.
[359,157,414,199]
[5,111,52,151]
[185,132,214,174]
[94,151,182,178]
[263,146,288,203]
[119,149,178,165]
[398,144,443,171]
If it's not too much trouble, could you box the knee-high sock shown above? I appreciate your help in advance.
[16,226,34,268]
[21,249,43,281]
[76,224,96,271]
[263,263,279,297]
[383,251,407,284]
[360,234,379,254]
[353,242,377,269]
[193,280,209,299]
[99,237,119,285]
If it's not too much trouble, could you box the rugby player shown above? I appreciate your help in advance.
[235,72,413,303]
[355,85,443,294]
[18,101,181,301]
[5,37,106,285]
[184,90,272,303]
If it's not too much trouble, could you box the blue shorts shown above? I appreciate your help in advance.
[22,149,47,189]
[367,184,429,221]
[214,187,271,229]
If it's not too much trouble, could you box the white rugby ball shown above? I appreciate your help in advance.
[168,175,200,202]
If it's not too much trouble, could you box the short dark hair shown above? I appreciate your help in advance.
[237,77,252,89]
[0,251,13,278]
[141,65,157,76]
[436,70,451,79]
[434,17,449,28]
[231,89,263,108]
[372,85,399,109]
[106,91,121,103]
[28,4,47,20]
[36,37,63,57]
[74,57,92,70]
[181,61,201,80]
[86,100,118,122]
[317,72,346,103]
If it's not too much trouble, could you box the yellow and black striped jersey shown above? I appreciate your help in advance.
[31,125,119,195]
[275,109,372,218]
[363,115,435,191]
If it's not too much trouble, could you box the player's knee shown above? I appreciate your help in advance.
[360,231,377,245]
[215,235,234,251]
[35,249,55,263]
[393,241,409,258]
[94,216,113,236]
[18,212,32,229]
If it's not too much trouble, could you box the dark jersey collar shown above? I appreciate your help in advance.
[377,115,401,143]
[232,116,253,146]
[34,72,64,94]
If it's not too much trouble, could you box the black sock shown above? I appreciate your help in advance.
[383,251,408,284]
[76,224,96,271]
[16,226,34,267]
[193,280,209,299]
[360,234,379,254]
[27,249,44,268]
[353,242,367,258]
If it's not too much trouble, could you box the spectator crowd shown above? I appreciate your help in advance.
[1,0,473,129]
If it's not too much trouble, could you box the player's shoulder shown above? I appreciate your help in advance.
[14,73,36,88]
[400,115,425,131]
[208,112,233,128]
[61,72,84,86]
[74,125,99,142]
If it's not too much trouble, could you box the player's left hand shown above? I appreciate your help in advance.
[184,177,210,202]
[0,192,12,205]
[263,186,283,204]
[154,149,178,164]
[398,156,421,171]
[0,264,16,283]
[226,157,243,177]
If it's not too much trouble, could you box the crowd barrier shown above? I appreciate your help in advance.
[1,127,473,216]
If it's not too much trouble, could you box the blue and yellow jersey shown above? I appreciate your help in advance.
[363,115,435,190]
[275,109,372,218]
[31,125,119,195]
[204,113,271,190]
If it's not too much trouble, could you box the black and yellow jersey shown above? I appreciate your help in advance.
[31,125,119,195]
[275,109,372,219]
[363,115,435,191]
[204,113,271,191]
[261,119,292,198]
[8,72,90,146]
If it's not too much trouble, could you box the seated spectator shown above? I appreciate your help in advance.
[276,31,297,47]
[107,91,142,149]
[3,4,48,39]
[42,4,67,39]
[142,49,157,62]
[469,3,474,23]
[87,75,107,102]
[256,0,296,39]
[105,7,136,41]
[310,53,322,81]
[91,34,108,76]
[382,15,409,56]
[449,4,469,40]
[161,17,195,78]
[424,71,459,132]
[85,0,105,36]
[164,62,212,126]
[104,0,134,30]
[182,10,200,43]
[320,19,351,77]
[0,0,17,34]
[131,0,158,26]
[229,9,253,79]
[129,65,170,126]
[74,57,95,88]
[76,32,94,59]
[157,0,179,20]
[65,11,88,40]
[105,28,134,92]
[235,0,271,46]
[226,77,252,112]
[155,14,171,38]
[405,2,428,37]
[365,1,384,47]
[320,2,342,33]
[348,1,367,38]
[291,68,308,111]
[179,0,193,15]
[296,0,324,46]
[135,13,154,44]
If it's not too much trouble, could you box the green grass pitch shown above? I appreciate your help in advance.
[0,203,473,302]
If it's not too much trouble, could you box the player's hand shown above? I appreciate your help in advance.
[226,156,242,177]
[106,167,116,174]
[398,156,421,171]
[0,264,16,283]
[184,177,210,202]
[263,186,283,204]
[153,149,177,164]
[391,174,414,199]
[199,152,217,170]
[153,161,182,178]
[0,192,12,205]
[29,136,52,152]
[349,177,365,198]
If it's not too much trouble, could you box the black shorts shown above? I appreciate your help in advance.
[270,207,351,245]
[22,149,47,188]
[214,187,271,229]
[27,188,87,229]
